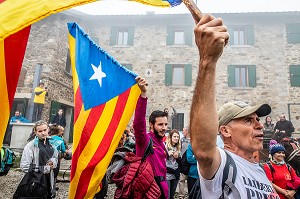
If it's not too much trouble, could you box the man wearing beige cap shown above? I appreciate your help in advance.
[190,15,280,198]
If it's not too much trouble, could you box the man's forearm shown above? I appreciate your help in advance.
[190,61,218,156]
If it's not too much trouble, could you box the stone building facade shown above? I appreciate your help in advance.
[14,11,300,141]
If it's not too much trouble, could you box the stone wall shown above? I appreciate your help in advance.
[18,11,300,131]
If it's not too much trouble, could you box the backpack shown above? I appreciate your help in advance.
[13,165,49,199]
[180,150,190,175]
[189,150,241,199]
[110,138,162,198]
[0,146,16,176]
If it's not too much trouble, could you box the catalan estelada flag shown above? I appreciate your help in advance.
[68,22,141,199]
[131,0,182,7]
[0,26,31,149]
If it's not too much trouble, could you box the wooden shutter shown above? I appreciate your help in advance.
[165,64,173,86]
[290,65,300,87]
[110,26,117,46]
[286,24,300,44]
[246,25,254,45]
[184,64,192,86]
[227,26,234,45]
[166,26,174,45]
[123,64,133,71]
[248,65,256,87]
[184,26,193,46]
[127,26,135,46]
[65,48,71,75]
[227,65,235,87]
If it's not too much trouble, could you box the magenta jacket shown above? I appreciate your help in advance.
[133,96,168,199]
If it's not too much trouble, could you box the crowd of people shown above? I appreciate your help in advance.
[5,12,300,199]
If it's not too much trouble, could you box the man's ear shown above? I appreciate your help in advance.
[219,125,231,138]
[149,123,154,131]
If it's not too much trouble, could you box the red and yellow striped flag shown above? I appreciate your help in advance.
[0,26,31,149]
[0,0,95,41]
[68,22,141,199]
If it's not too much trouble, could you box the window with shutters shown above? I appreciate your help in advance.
[165,64,192,86]
[110,26,135,46]
[290,65,300,87]
[166,26,193,46]
[228,25,254,46]
[227,65,256,88]
[286,24,300,44]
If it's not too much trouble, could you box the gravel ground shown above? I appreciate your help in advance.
[0,169,117,199]
[0,169,188,199]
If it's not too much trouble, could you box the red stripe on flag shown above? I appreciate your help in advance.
[0,0,6,3]
[74,87,83,124]
[74,88,131,199]
[4,26,31,108]
[70,102,105,180]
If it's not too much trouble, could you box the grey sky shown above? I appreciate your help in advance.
[72,0,300,15]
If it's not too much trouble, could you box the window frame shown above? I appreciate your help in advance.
[165,64,192,86]
[228,65,256,88]
[110,26,135,46]
[228,25,254,46]
[172,113,184,131]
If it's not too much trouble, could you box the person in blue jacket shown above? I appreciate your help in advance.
[186,143,199,194]
[10,110,30,123]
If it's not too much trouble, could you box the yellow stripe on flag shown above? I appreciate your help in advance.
[0,0,95,41]
[0,40,10,149]
[84,84,141,198]
[130,0,170,7]
[72,105,90,152]
[69,96,118,199]
[68,33,79,91]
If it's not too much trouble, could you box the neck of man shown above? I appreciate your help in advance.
[224,144,258,163]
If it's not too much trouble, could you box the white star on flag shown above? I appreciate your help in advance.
[89,62,106,87]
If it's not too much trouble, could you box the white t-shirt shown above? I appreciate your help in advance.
[199,148,280,199]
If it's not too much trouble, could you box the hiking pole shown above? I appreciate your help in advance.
[182,0,203,23]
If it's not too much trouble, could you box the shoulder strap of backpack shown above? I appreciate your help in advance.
[266,161,275,181]
[220,150,240,199]
[286,163,293,176]
[189,150,240,199]
[142,137,154,161]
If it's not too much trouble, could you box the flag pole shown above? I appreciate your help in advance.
[182,0,203,23]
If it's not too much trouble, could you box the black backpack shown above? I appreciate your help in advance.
[13,165,49,199]
[180,150,191,175]
[189,150,241,199]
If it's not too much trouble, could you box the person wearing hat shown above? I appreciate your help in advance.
[263,144,299,199]
[189,14,280,197]
[32,81,48,122]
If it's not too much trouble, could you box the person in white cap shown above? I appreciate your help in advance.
[190,14,280,198]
